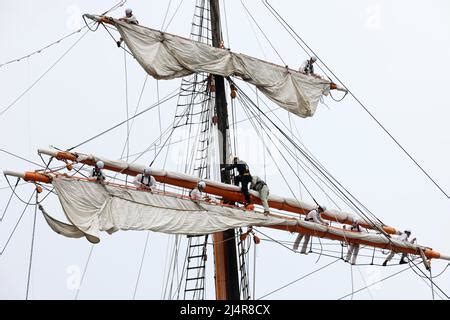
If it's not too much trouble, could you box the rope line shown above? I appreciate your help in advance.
[240,0,286,66]
[0,30,90,117]
[257,258,340,299]
[1,178,19,222]
[74,244,95,300]
[262,0,450,199]
[67,86,181,151]
[337,265,411,300]
[0,190,36,256]
[26,193,38,300]
[235,80,391,238]
[133,231,151,299]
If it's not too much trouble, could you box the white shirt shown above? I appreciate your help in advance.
[250,176,267,191]
[299,60,308,72]
[121,14,138,24]
[305,209,327,225]
[299,59,317,75]
[189,187,203,201]
[133,174,156,189]
[398,232,410,242]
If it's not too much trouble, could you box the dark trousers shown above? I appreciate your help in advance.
[234,174,252,204]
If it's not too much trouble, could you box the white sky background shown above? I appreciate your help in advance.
[0,0,449,300]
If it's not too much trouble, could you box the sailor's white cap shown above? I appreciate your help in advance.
[198,180,206,189]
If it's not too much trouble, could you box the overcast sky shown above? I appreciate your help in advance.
[1,0,449,300]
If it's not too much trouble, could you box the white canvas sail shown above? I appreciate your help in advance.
[113,19,331,118]
[50,176,289,243]
[43,176,447,262]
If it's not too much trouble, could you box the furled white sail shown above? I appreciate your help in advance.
[45,176,429,258]
[38,148,395,234]
[113,19,331,118]
[50,176,288,243]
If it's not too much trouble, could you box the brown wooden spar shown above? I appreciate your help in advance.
[3,170,52,183]
[37,148,398,235]
[4,169,449,262]
[265,217,446,260]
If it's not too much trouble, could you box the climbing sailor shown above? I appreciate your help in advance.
[299,56,317,75]
[133,167,156,191]
[189,180,206,203]
[382,229,415,266]
[222,156,252,208]
[90,160,106,183]
[116,8,139,47]
[345,219,362,265]
[293,205,328,254]
[250,175,270,215]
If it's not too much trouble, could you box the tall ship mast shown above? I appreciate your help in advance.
[1,1,449,300]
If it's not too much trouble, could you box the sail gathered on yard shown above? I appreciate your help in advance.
[112,19,331,118]
[41,175,446,260]
[49,176,289,243]
[5,146,449,260]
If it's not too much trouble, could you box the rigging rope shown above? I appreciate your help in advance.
[257,258,340,299]
[123,50,130,163]
[253,240,257,299]
[238,92,318,204]
[262,0,450,199]
[288,113,303,201]
[26,193,38,300]
[74,244,95,300]
[222,0,231,48]
[160,235,172,299]
[406,260,445,300]
[119,75,149,160]
[235,81,391,237]
[406,255,449,299]
[240,0,286,66]
[1,24,85,67]
[163,0,185,32]
[67,86,181,151]
[161,0,174,30]
[430,269,435,300]
[337,265,411,300]
[237,84,356,218]
[1,178,19,222]
[350,264,354,300]
[4,175,39,206]
[133,231,151,299]
[0,190,36,256]
[0,30,90,117]
[0,182,27,191]
[355,265,374,300]
[157,80,163,146]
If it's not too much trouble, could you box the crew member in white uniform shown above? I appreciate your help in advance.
[345,219,362,265]
[250,176,270,215]
[382,229,416,266]
[299,56,317,75]
[189,180,206,203]
[133,167,156,191]
[90,160,106,184]
[293,205,328,254]
[117,8,139,47]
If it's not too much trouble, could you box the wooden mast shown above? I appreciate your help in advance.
[209,0,240,300]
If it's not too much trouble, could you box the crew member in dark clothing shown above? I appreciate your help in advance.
[222,156,252,206]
